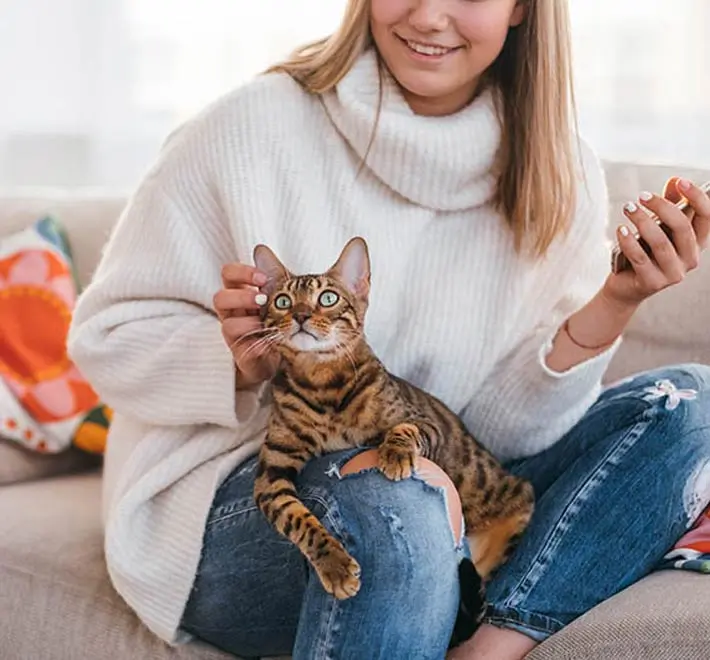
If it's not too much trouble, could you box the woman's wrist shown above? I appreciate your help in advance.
[562,318,616,351]
[591,284,639,338]
[570,286,637,344]
[234,355,280,391]
[546,286,638,372]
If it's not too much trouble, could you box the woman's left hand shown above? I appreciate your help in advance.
[603,177,710,308]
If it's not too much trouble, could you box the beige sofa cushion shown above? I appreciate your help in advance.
[529,571,710,660]
[0,472,235,660]
[0,440,99,485]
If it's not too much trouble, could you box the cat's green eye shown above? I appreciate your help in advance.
[318,290,339,308]
[274,294,292,310]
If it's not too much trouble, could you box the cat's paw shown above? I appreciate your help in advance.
[315,545,361,600]
[377,444,416,481]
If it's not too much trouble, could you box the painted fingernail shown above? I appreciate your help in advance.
[678,178,691,191]
[639,191,653,202]
[624,202,638,213]
[255,293,268,306]
[253,272,268,285]
[619,225,630,237]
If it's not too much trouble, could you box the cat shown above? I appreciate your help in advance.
[250,236,534,601]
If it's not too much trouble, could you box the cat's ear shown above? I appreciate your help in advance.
[328,237,370,301]
[253,244,291,295]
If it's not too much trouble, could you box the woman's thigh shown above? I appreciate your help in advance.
[506,363,710,504]
[181,448,469,659]
[180,455,307,657]
[483,363,710,641]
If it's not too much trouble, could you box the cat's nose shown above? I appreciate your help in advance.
[292,305,312,325]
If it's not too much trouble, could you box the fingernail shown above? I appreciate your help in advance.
[253,272,268,286]
[255,293,268,306]
[639,191,653,202]
[678,178,691,191]
[624,202,638,213]
[619,225,630,237]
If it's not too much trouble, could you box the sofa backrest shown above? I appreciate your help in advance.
[0,192,124,288]
[1,159,709,381]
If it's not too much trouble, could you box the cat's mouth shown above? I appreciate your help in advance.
[287,327,340,353]
[291,329,320,341]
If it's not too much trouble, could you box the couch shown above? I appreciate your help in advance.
[1,160,709,659]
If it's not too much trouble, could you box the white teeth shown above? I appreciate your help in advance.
[405,40,452,56]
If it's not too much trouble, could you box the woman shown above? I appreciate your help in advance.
[68,0,710,658]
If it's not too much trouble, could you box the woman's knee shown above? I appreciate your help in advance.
[293,451,468,656]
[299,450,464,598]
[678,362,710,388]
[640,363,710,429]
[625,363,710,520]
[607,363,710,430]
[340,448,464,541]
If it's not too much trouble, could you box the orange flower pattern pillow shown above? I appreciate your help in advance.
[0,217,110,454]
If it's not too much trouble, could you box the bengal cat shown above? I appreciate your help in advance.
[250,237,534,600]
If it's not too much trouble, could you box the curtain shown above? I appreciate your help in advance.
[1,0,708,191]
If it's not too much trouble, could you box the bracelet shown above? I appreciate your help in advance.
[562,318,618,351]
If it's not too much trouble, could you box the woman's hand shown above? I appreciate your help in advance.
[214,263,280,389]
[547,177,709,373]
[603,177,710,308]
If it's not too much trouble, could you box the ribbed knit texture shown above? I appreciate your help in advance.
[67,47,619,644]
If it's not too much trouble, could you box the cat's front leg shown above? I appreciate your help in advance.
[377,422,424,481]
[255,427,361,599]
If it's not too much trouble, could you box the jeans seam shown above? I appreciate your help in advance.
[305,490,350,544]
[313,593,340,660]
[500,408,656,610]
[484,613,561,636]
[208,488,343,533]
[216,457,257,493]
[311,488,351,660]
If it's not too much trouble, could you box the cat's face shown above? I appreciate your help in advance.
[253,238,371,359]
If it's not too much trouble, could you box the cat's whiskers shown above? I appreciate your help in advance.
[334,337,359,377]
[249,333,283,357]
[236,333,283,370]
[229,326,277,352]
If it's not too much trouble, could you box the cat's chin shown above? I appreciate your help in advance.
[287,331,337,354]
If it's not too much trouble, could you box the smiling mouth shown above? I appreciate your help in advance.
[395,33,462,57]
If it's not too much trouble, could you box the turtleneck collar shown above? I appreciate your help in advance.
[321,48,502,212]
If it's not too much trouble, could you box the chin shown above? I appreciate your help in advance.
[393,68,466,101]
[288,331,338,354]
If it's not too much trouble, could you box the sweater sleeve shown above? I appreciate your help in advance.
[460,141,620,462]
[67,124,264,429]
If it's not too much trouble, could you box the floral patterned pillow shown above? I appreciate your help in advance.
[0,216,110,457]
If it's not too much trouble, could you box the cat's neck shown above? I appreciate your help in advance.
[279,337,378,391]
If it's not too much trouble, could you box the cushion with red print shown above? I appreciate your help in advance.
[659,507,710,574]
[0,216,111,460]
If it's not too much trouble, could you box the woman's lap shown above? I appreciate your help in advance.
[181,448,466,659]
[182,362,710,655]
[484,362,710,641]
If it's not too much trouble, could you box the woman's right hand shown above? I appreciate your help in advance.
[215,263,280,389]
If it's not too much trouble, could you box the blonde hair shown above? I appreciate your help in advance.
[267,0,578,258]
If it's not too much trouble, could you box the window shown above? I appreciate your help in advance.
[1,0,708,189]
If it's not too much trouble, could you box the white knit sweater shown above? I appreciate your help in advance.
[68,49,618,644]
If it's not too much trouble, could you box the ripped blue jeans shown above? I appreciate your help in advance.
[180,364,710,658]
